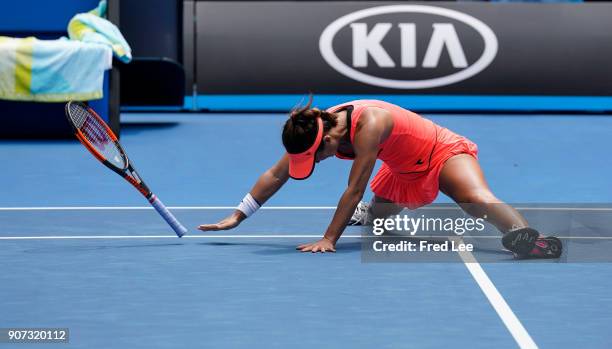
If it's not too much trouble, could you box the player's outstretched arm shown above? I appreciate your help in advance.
[198,154,290,231]
[297,109,386,252]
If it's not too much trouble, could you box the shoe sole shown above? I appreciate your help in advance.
[502,228,539,257]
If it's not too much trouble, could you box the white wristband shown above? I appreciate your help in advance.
[237,193,261,218]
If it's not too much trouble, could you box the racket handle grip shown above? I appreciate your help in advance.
[150,195,188,238]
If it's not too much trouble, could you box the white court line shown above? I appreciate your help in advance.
[454,237,538,349]
[0,203,600,347]
[0,235,608,241]
[0,206,611,211]
[0,206,336,211]
[0,235,361,240]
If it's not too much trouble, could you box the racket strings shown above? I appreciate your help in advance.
[70,103,125,169]
[83,117,110,149]
[68,102,90,129]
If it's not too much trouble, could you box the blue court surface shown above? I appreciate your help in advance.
[1,113,612,348]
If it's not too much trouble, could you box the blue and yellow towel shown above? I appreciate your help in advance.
[0,37,112,102]
[68,6,132,63]
[0,0,131,102]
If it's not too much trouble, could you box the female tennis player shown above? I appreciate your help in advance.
[198,98,562,258]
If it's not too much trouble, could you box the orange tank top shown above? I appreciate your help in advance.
[327,100,438,174]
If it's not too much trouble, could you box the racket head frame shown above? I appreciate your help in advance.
[65,101,152,198]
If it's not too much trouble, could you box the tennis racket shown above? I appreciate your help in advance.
[65,101,187,237]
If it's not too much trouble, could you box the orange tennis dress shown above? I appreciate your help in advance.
[327,100,478,209]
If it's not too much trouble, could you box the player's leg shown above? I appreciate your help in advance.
[438,154,561,258]
[438,154,526,232]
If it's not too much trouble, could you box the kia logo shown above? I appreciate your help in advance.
[319,5,498,89]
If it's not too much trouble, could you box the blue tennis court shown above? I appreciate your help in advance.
[2,0,612,348]
[1,113,611,348]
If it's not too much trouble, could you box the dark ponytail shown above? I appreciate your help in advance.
[282,95,338,153]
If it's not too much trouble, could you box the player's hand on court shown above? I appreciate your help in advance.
[297,237,336,253]
[198,211,245,231]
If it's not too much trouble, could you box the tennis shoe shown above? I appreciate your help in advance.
[349,201,372,226]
